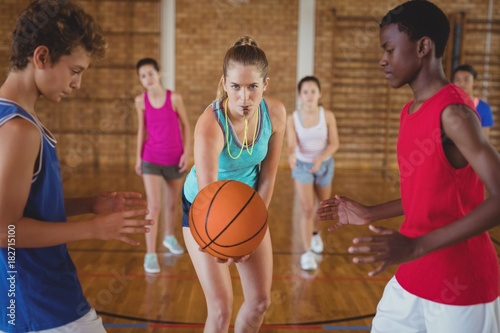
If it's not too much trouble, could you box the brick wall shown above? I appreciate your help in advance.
[0,0,497,172]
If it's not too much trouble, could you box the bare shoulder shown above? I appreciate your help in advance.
[264,96,286,115]
[170,91,186,112]
[0,117,40,154]
[196,104,219,132]
[441,104,480,134]
[170,91,183,102]
[322,108,337,123]
[263,97,286,130]
[195,103,224,145]
[0,117,39,139]
[442,103,477,120]
[441,103,486,150]
[134,93,145,110]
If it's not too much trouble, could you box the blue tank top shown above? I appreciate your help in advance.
[183,98,272,202]
[0,100,90,332]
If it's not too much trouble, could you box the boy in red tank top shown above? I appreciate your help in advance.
[318,1,500,332]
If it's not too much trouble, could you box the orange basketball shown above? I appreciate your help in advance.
[189,180,268,259]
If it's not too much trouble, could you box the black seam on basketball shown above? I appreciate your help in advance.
[204,184,256,248]
[202,246,231,259]
[189,207,208,248]
[204,190,256,247]
[214,214,267,248]
[202,180,232,249]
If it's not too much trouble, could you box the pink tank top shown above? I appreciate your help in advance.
[142,90,184,165]
[395,84,499,305]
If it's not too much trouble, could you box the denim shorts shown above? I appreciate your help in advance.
[141,161,185,180]
[292,157,334,187]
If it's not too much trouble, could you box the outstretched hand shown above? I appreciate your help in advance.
[317,195,371,231]
[349,224,420,276]
[92,191,146,214]
[92,208,153,246]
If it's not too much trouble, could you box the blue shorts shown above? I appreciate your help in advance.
[292,157,334,187]
[181,190,192,228]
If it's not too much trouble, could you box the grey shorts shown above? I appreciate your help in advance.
[141,161,185,180]
[292,157,334,187]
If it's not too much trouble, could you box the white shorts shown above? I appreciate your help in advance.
[372,276,500,333]
[29,309,106,333]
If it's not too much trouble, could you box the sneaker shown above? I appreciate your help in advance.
[144,253,160,274]
[311,233,324,254]
[163,235,185,255]
[300,251,318,271]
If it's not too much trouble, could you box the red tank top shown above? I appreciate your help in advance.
[395,84,499,305]
[142,90,184,165]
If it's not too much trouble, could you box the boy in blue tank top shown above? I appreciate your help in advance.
[0,1,153,332]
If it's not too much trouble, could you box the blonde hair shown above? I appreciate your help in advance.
[216,36,269,100]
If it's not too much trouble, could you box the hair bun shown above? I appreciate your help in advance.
[234,35,258,47]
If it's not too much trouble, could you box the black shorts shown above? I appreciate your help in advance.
[141,161,185,180]
[181,190,192,228]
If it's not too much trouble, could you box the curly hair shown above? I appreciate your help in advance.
[10,0,107,70]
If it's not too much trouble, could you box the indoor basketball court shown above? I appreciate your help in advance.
[0,1,498,333]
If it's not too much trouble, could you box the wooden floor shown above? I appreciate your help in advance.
[65,167,500,333]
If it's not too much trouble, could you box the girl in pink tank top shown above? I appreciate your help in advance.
[135,58,191,273]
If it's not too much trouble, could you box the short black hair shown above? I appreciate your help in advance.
[451,64,478,81]
[380,0,450,58]
[136,58,159,73]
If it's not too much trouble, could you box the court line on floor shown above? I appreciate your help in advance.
[78,272,389,282]
[68,248,356,257]
[98,310,374,330]
[103,323,371,331]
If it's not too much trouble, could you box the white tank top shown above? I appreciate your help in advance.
[293,106,328,163]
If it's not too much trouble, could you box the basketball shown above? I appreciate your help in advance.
[189,180,268,259]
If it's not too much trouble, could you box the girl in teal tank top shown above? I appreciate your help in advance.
[182,36,286,333]
[183,98,272,203]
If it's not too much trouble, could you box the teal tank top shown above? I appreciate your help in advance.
[183,98,272,202]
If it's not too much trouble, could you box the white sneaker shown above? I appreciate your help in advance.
[311,233,324,254]
[300,251,318,271]
[163,235,185,255]
[144,253,160,274]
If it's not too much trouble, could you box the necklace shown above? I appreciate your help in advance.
[224,98,259,160]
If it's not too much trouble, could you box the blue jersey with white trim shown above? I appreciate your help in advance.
[0,99,90,332]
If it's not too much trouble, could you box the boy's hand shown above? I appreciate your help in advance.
[92,208,153,246]
[348,225,419,276]
[92,191,146,214]
[317,195,371,231]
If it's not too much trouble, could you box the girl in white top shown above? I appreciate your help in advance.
[287,76,340,271]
